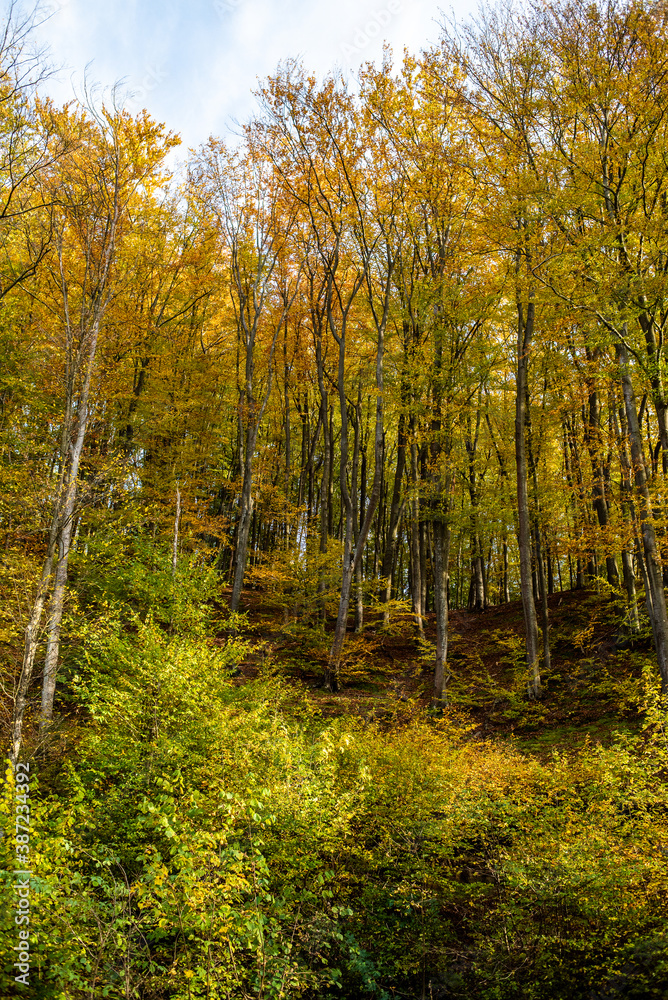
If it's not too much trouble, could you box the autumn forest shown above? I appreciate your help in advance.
[2,0,668,997]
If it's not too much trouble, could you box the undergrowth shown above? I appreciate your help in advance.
[1,554,668,998]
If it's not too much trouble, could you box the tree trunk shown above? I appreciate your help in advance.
[380,413,406,623]
[465,399,486,612]
[639,313,668,477]
[563,414,588,588]
[326,298,386,689]
[432,518,451,705]
[613,401,641,631]
[409,426,423,637]
[283,321,292,544]
[619,340,668,692]
[621,548,640,631]
[351,395,364,634]
[585,374,619,586]
[10,541,56,764]
[526,387,550,682]
[171,484,181,579]
[420,516,428,616]
[318,393,330,607]
[516,299,541,698]
[230,437,256,612]
[39,305,103,734]
[534,523,551,674]
[468,547,486,611]
[40,514,74,733]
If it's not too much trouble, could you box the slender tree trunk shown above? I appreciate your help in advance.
[420,517,428,617]
[297,392,308,510]
[317,384,330,608]
[639,313,668,476]
[613,402,640,631]
[619,340,668,691]
[351,395,364,634]
[527,390,550,681]
[469,547,486,612]
[409,424,423,637]
[502,538,510,602]
[230,434,257,612]
[564,414,588,588]
[621,548,640,631]
[432,518,451,704]
[10,541,56,763]
[39,306,104,734]
[40,516,73,732]
[354,559,364,632]
[516,300,541,698]
[534,523,551,674]
[298,397,322,534]
[381,413,406,623]
[465,400,485,612]
[326,296,386,689]
[283,321,292,544]
[455,530,463,610]
[325,310,354,691]
[585,374,619,586]
[171,483,181,579]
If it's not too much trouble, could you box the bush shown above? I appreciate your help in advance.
[3,658,668,998]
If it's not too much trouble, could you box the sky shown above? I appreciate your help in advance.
[26,0,473,153]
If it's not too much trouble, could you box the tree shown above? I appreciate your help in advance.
[199,139,300,613]
[10,103,179,762]
[443,4,555,697]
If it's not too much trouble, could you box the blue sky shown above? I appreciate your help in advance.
[30,0,472,152]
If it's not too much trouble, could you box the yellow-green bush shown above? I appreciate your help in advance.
[2,611,668,998]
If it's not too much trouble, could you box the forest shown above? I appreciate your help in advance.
[1,0,668,996]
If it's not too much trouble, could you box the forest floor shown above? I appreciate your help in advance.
[218,586,648,758]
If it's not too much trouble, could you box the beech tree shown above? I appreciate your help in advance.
[10,104,179,762]
[198,139,301,612]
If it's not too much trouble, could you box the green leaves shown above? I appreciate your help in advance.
[4,601,668,998]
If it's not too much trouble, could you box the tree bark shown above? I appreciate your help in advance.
[315,332,330,612]
[516,299,541,698]
[171,483,181,579]
[380,412,407,623]
[432,518,451,705]
[10,529,56,763]
[613,403,640,631]
[584,370,619,586]
[534,523,551,674]
[231,432,257,612]
[40,296,106,733]
[326,285,387,689]
[408,424,424,636]
[618,340,668,692]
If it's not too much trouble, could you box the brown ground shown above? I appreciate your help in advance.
[220,586,648,755]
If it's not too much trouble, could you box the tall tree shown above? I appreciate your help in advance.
[199,139,300,612]
[10,104,179,761]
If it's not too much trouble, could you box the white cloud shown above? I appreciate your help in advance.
[29,0,467,149]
